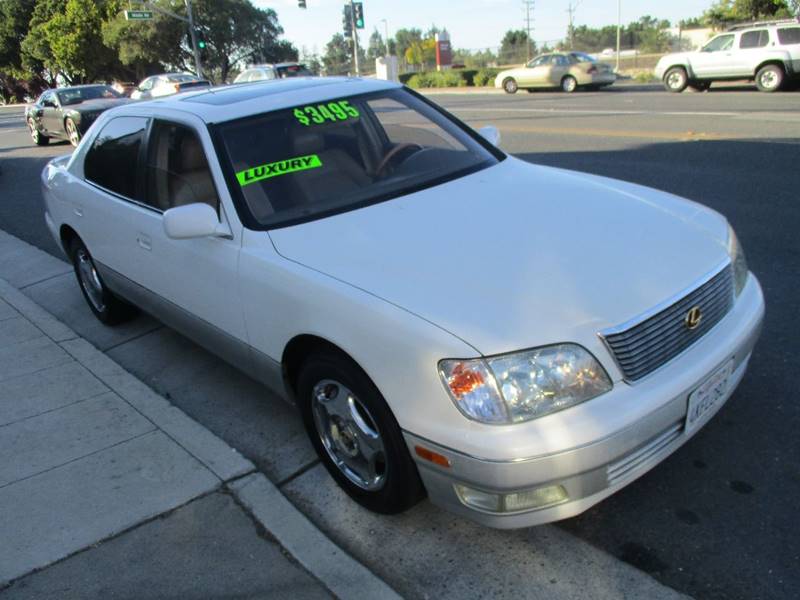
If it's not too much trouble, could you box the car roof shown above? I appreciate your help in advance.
[112,76,401,124]
[52,84,112,91]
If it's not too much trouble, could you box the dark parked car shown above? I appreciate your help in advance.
[25,85,129,147]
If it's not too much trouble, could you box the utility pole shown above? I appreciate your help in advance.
[566,1,580,50]
[348,0,360,76]
[522,1,535,61]
[616,0,622,72]
[380,19,390,57]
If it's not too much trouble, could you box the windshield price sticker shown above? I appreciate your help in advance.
[293,100,360,126]
[236,154,322,187]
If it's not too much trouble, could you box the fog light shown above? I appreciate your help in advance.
[455,483,569,513]
[454,484,501,512]
[503,485,568,512]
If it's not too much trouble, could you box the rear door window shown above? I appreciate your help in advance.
[84,116,148,200]
[739,30,769,49]
[777,27,800,45]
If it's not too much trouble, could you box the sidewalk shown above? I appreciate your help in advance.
[0,234,399,598]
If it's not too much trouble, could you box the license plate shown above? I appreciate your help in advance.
[686,360,733,432]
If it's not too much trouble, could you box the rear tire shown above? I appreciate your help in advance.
[502,78,518,94]
[663,67,688,93]
[69,238,137,325]
[28,118,49,146]
[755,64,784,93]
[65,117,81,147]
[297,350,425,514]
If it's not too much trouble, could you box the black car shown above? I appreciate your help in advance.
[25,85,129,147]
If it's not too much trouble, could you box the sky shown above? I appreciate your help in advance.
[255,0,717,55]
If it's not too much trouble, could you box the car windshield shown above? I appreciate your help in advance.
[276,65,312,78]
[570,52,596,63]
[57,86,121,105]
[216,88,500,228]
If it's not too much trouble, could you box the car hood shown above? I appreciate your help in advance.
[269,157,730,357]
[67,98,129,113]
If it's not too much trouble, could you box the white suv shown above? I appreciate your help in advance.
[655,19,800,93]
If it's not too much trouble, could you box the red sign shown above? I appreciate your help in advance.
[436,40,452,67]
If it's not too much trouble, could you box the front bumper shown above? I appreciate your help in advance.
[404,274,764,528]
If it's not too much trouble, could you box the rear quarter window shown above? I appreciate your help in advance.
[84,116,148,200]
[777,27,800,45]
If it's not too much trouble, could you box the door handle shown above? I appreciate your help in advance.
[136,235,152,251]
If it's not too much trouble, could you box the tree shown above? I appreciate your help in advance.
[499,29,531,64]
[322,33,351,75]
[404,38,435,69]
[393,28,422,64]
[367,28,384,60]
[20,0,119,84]
[102,1,187,80]
[703,0,792,24]
[191,0,297,83]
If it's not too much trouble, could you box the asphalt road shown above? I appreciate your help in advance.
[1,85,799,600]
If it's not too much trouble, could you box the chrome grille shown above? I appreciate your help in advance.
[602,265,734,381]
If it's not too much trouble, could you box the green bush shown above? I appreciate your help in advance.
[406,71,466,88]
[473,68,501,87]
[398,72,416,85]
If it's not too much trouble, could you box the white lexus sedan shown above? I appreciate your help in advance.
[41,78,764,528]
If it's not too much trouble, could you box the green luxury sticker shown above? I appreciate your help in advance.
[236,154,322,187]
[293,100,360,126]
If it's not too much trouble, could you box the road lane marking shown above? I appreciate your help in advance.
[450,107,744,117]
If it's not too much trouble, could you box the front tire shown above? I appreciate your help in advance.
[69,238,137,325]
[664,67,688,93]
[755,64,784,93]
[297,351,425,514]
[65,117,80,147]
[502,77,518,94]
[28,118,49,146]
[561,75,578,93]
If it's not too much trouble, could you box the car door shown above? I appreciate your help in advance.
[549,54,570,85]
[733,29,770,76]
[40,92,62,136]
[131,116,250,365]
[521,55,552,86]
[690,33,737,77]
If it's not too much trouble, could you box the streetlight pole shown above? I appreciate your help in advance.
[380,18,390,57]
[616,0,621,72]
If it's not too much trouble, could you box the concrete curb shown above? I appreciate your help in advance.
[0,228,402,598]
[231,473,402,600]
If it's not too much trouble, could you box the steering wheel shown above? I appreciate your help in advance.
[375,143,423,177]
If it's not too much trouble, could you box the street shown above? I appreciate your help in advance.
[1,85,798,600]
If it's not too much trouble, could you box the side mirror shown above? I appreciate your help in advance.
[163,203,229,239]
[479,125,501,147]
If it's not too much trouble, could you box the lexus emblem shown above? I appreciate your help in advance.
[685,306,702,330]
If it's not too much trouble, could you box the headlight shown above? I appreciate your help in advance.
[439,344,612,425]
[727,225,748,297]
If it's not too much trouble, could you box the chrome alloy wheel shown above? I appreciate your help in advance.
[75,248,105,312]
[759,69,779,90]
[311,379,387,491]
[65,119,80,147]
[666,70,686,90]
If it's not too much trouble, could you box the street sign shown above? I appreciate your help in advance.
[125,10,153,20]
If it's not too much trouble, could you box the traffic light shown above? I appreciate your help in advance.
[297,0,306,8]
[196,29,208,61]
[353,2,364,29]
[342,4,353,37]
